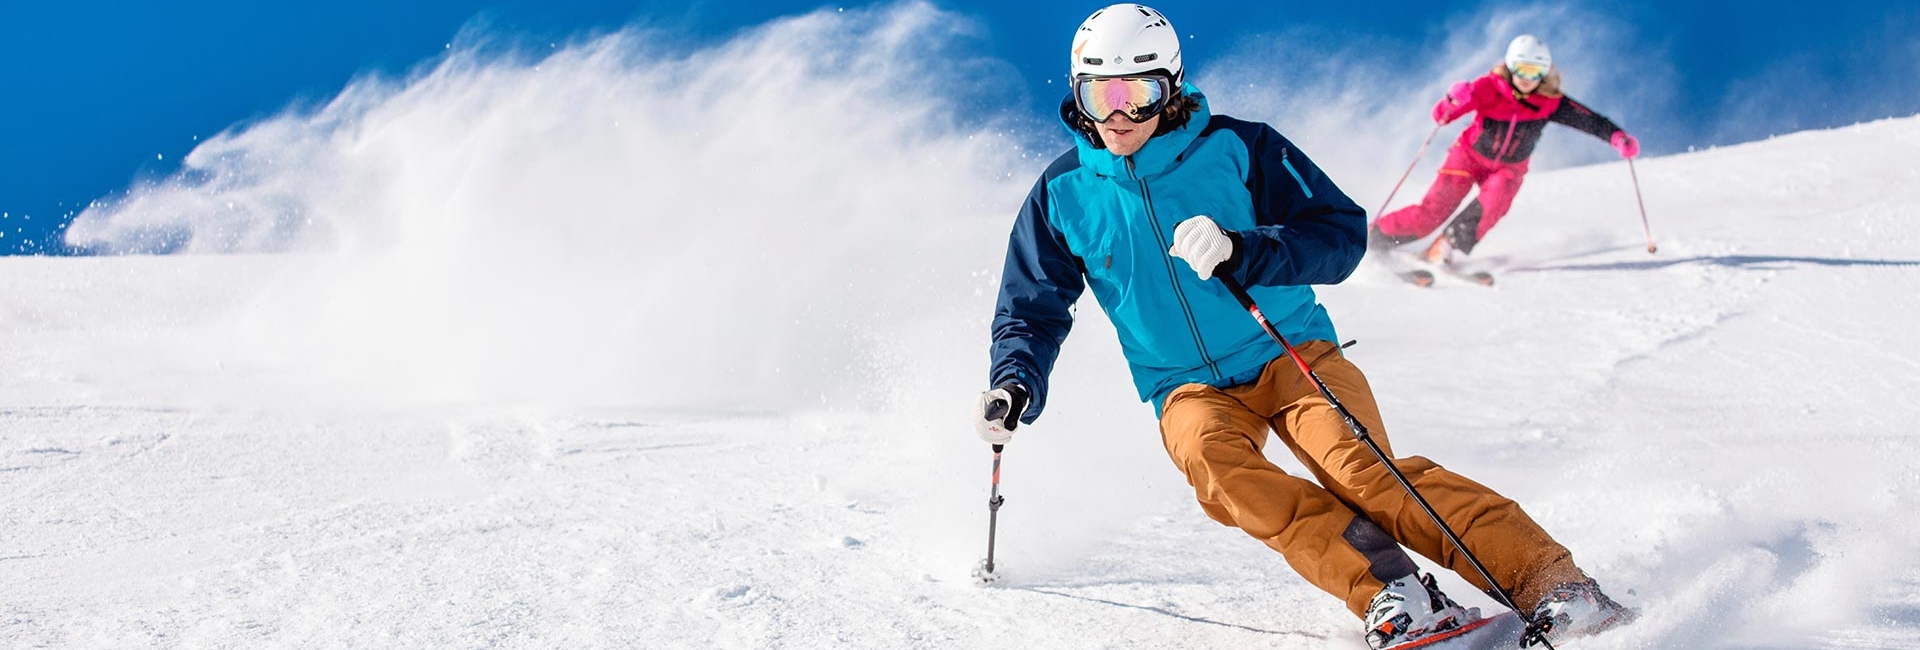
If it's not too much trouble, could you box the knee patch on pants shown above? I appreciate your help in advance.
[1444,201,1485,254]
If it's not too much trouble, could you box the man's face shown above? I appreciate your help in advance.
[1097,113,1159,157]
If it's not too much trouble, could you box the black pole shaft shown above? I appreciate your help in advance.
[984,444,1005,574]
[1218,276,1555,648]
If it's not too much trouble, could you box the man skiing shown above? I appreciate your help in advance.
[975,6,1634,648]
[1371,35,1639,263]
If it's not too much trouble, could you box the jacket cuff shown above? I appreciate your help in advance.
[1215,230,1246,281]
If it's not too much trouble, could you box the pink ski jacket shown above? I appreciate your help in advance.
[1436,65,1624,164]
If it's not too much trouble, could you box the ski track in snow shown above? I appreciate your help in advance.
[7,52,1920,650]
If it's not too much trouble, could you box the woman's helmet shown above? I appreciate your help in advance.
[1504,34,1553,81]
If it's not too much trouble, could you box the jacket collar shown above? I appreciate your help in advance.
[1059,83,1212,179]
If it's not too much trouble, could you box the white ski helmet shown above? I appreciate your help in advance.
[1070,4,1182,84]
[1504,34,1553,74]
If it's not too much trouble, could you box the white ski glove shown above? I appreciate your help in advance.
[973,383,1030,445]
[1169,215,1234,281]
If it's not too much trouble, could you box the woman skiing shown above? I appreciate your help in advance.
[1370,35,1639,262]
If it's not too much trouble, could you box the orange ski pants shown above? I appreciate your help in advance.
[1157,340,1586,617]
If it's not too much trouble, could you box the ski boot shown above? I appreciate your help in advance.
[1529,579,1638,643]
[1365,572,1478,649]
[1420,234,1454,265]
[1368,223,1420,255]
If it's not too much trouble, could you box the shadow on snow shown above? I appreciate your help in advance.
[1012,586,1329,640]
[1509,254,1920,274]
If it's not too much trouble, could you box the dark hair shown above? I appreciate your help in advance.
[1064,92,1203,150]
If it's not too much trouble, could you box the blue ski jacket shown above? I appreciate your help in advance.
[989,86,1367,420]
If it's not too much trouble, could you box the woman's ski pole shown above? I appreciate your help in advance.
[1627,157,1656,254]
[1216,274,1558,649]
[1375,122,1444,219]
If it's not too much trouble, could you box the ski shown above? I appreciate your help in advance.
[1410,230,1497,287]
[1371,245,1439,287]
[1388,611,1529,650]
[1414,242,1496,286]
[1429,263,1495,287]
[1378,251,1492,288]
[1398,268,1437,287]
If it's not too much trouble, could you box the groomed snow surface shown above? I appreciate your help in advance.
[8,7,1920,648]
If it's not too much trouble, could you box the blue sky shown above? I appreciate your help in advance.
[3,1,1915,254]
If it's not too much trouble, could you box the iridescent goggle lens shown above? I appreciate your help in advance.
[1072,75,1172,124]
[1511,62,1549,81]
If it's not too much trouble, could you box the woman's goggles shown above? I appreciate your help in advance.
[1072,75,1174,124]
[1511,61,1550,82]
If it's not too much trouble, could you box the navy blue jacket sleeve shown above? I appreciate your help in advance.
[1214,121,1368,287]
[988,160,1085,424]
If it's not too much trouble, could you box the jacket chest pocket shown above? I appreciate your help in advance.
[1070,217,1136,303]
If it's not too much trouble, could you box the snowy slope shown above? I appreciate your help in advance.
[8,6,1920,648]
[9,117,1920,649]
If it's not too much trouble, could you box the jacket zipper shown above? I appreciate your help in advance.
[1131,160,1221,381]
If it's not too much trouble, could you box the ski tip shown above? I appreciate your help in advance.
[1390,611,1528,650]
[1471,272,1495,287]
[1400,270,1436,288]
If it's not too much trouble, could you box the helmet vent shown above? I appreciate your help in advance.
[1070,4,1182,80]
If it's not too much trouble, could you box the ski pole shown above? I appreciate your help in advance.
[1215,275,1558,649]
[973,439,1008,584]
[1374,122,1444,220]
[1627,157,1655,254]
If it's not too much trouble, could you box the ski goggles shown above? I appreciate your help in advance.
[1511,61,1550,82]
[1071,75,1175,124]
